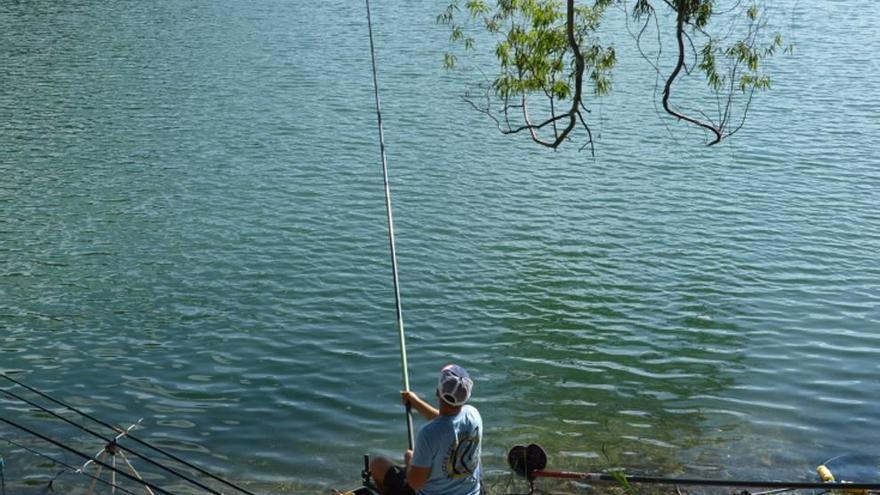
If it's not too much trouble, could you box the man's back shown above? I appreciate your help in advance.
[411,405,482,495]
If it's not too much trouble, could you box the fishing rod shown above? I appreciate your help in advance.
[529,469,880,490]
[510,444,880,492]
[0,383,223,495]
[0,374,256,495]
[0,415,177,495]
[364,0,415,450]
[1,436,141,495]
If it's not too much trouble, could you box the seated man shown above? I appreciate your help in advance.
[370,364,482,495]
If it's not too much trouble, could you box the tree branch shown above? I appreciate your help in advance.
[662,6,723,146]
[520,0,584,149]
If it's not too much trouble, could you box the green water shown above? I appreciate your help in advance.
[2,1,879,493]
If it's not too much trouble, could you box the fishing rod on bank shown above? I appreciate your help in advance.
[0,374,256,495]
[0,415,177,495]
[509,444,880,493]
[0,384,224,495]
[1,436,142,495]
[364,0,415,450]
[530,470,880,491]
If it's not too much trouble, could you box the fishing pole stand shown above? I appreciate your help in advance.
[78,420,154,495]
[361,454,371,486]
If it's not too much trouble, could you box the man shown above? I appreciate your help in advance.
[369,364,482,495]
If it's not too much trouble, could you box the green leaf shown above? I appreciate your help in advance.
[747,4,758,21]
[443,53,457,69]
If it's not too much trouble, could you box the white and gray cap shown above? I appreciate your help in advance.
[437,364,473,407]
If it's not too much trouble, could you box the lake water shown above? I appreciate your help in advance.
[1,1,879,493]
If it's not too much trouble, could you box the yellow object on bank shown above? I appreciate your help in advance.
[818,464,835,482]
[817,464,869,495]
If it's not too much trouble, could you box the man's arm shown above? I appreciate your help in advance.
[401,391,438,420]
[404,449,430,491]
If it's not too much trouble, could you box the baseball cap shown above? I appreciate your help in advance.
[437,364,473,407]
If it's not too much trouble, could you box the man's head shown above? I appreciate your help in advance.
[436,364,473,407]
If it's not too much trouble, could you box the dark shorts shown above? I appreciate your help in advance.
[382,465,415,495]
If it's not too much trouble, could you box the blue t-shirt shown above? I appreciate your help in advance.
[410,405,482,495]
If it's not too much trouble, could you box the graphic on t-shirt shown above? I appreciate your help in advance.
[444,427,480,478]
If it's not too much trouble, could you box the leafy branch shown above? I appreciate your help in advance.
[440,0,788,150]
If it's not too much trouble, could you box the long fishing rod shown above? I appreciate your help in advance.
[530,469,880,490]
[0,374,256,495]
[511,444,880,492]
[0,416,177,495]
[364,0,415,450]
[1,437,141,495]
[0,384,223,495]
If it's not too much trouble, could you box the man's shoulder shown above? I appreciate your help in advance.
[462,405,481,421]
[419,416,449,436]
